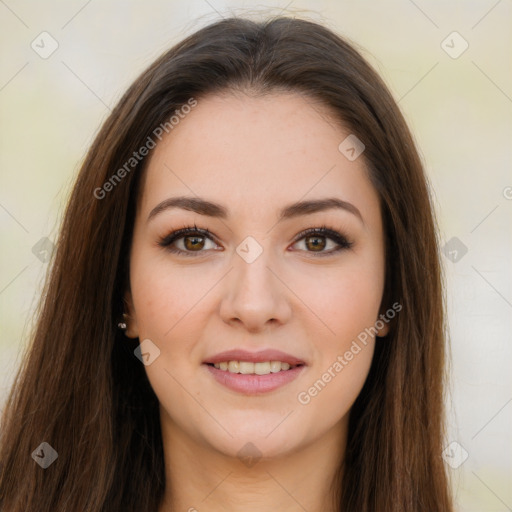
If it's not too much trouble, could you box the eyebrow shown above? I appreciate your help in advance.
[147,196,364,225]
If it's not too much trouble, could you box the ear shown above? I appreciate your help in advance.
[123,290,139,339]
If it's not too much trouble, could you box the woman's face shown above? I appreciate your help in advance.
[125,92,388,460]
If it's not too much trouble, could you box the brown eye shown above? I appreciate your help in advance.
[183,235,206,251]
[305,235,327,251]
[291,227,353,256]
[158,226,220,256]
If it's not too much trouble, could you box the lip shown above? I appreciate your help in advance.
[202,349,307,395]
[203,349,306,366]
[204,364,305,394]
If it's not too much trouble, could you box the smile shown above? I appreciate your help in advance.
[204,363,305,394]
[203,348,307,394]
[208,360,299,374]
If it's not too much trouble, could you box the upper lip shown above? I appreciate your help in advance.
[203,349,306,366]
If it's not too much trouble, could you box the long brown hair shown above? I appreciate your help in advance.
[0,16,452,511]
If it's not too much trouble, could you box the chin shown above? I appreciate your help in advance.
[197,417,306,460]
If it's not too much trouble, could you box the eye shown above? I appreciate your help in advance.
[158,224,353,257]
[158,224,220,256]
[290,226,353,256]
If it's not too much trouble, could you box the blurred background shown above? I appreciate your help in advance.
[1,1,511,510]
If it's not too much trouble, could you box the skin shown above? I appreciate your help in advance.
[124,91,389,512]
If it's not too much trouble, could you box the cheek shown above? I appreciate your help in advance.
[330,270,384,340]
[130,252,216,339]
[129,258,213,435]
[289,252,383,409]
[297,339,375,431]
[293,265,380,419]
[288,254,385,344]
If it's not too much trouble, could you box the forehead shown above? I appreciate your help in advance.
[138,92,380,223]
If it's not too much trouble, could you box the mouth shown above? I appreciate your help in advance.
[205,360,303,375]
[202,349,307,394]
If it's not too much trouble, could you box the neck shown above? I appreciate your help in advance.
[157,410,346,512]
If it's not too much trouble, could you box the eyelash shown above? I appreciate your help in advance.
[158,223,353,257]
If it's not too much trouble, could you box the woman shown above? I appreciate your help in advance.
[0,16,453,511]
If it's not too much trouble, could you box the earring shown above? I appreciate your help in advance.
[117,312,128,330]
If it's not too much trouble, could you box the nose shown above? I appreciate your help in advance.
[219,246,292,333]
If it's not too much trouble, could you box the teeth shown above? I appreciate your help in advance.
[212,360,296,374]
[255,362,270,375]
[270,361,282,373]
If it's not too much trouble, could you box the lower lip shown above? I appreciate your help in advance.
[204,364,305,394]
